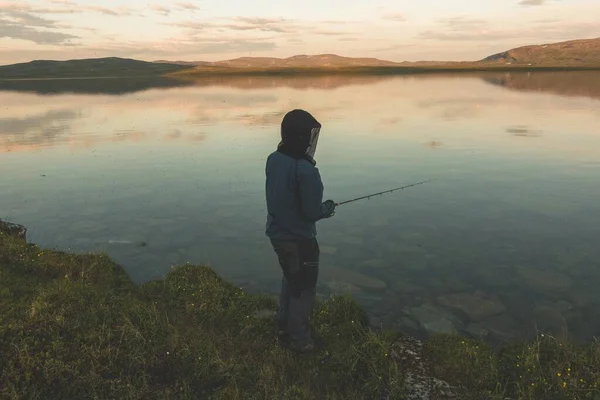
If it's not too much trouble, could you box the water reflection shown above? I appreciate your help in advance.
[0,77,193,95]
[482,71,600,101]
[1,72,600,344]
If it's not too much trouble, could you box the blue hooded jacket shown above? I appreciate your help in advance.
[265,110,333,240]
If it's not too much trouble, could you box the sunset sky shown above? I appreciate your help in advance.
[1,0,599,65]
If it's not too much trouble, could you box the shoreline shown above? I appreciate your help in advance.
[1,65,600,81]
[2,219,599,398]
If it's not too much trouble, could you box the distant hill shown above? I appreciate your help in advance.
[210,54,400,68]
[481,37,600,66]
[1,38,600,80]
[0,57,189,79]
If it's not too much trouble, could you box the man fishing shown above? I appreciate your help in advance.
[265,109,336,353]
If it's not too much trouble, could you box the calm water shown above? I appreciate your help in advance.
[2,72,600,343]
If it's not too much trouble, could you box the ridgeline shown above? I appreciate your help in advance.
[1,38,599,80]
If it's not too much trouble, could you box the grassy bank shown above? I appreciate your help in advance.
[167,64,600,78]
[1,224,599,399]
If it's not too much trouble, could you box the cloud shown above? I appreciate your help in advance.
[312,30,349,36]
[176,2,200,11]
[1,2,133,16]
[418,15,599,43]
[82,6,122,16]
[519,0,549,5]
[174,16,298,34]
[174,16,356,37]
[1,9,56,28]
[382,13,406,22]
[0,23,78,45]
[49,0,76,4]
[151,5,171,16]
[0,109,78,135]
[0,5,79,44]
[77,37,277,59]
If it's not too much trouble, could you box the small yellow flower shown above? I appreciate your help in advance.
[557,373,561,377]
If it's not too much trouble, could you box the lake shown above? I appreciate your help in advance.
[2,71,599,344]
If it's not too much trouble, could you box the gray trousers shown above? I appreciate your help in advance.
[270,238,319,345]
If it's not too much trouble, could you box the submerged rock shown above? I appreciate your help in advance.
[437,292,506,321]
[531,304,568,335]
[517,267,573,294]
[359,258,391,270]
[408,304,460,335]
[320,246,338,255]
[479,313,521,343]
[324,281,362,295]
[465,323,489,338]
[321,265,387,292]
[0,219,27,241]
[391,280,426,295]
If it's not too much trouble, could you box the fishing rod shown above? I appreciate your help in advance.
[336,179,434,206]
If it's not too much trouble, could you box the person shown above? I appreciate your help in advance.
[265,109,336,352]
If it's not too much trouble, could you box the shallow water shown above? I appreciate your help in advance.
[2,72,600,343]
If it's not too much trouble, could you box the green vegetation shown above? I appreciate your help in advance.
[0,57,189,80]
[1,223,599,399]
[168,64,600,79]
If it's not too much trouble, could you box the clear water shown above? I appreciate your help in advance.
[2,72,599,343]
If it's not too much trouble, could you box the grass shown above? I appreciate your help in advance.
[168,64,600,79]
[1,224,600,399]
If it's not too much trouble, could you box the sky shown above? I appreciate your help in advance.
[1,0,599,65]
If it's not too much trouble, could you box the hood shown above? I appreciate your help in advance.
[277,109,322,164]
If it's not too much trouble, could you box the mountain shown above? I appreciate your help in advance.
[481,37,600,66]
[1,38,600,80]
[0,57,189,79]
[210,54,400,68]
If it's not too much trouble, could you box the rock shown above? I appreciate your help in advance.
[324,281,362,295]
[391,280,425,295]
[465,323,489,338]
[338,236,364,246]
[320,246,338,255]
[390,336,458,400]
[532,304,567,335]
[554,300,573,313]
[568,287,600,308]
[386,242,427,256]
[355,292,385,309]
[408,304,460,334]
[359,258,391,270]
[426,277,470,294]
[321,265,387,292]
[480,313,521,343]
[437,292,506,321]
[517,267,573,294]
[0,220,27,241]
[396,317,421,332]
[498,292,535,323]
